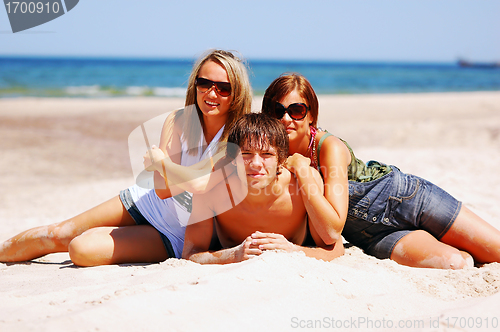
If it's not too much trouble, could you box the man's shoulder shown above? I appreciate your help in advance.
[279,167,294,183]
[276,168,301,200]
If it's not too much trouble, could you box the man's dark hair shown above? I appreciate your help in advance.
[227,113,289,165]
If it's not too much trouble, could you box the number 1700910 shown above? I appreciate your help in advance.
[5,2,60,14]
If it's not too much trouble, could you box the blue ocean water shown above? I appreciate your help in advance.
[0,56,499,98]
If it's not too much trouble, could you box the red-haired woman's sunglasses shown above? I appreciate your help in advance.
[273,102,309,121]
[195,77,231,97]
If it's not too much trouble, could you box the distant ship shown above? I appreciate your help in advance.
[458,58,500,68]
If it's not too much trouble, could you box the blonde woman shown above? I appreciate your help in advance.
[0,50,252,266]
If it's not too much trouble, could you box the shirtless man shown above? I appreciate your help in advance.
[182,113,344,264]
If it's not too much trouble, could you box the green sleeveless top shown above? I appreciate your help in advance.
[317,132,392,183]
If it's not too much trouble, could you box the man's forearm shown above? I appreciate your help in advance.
[185,246,242,265]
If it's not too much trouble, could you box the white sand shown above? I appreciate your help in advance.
[1,93,500,331]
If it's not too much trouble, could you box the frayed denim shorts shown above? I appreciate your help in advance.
[342,166,462,259]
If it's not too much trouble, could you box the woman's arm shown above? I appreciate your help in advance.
[146,147,233,197]
[143,111,235,199]
[147,111,182,199]
[285,135,350,245]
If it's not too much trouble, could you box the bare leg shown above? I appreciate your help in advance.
[440,205,500,264]
[390,230,473,269]
[68,225,168,267]
[0,196,135,262]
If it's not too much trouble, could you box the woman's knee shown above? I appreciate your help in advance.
[68,228,113,267]
[391,230,474,269]
[453,251,474,269]
[425,250,474,269]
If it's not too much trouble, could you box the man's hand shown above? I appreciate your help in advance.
[184,233,265,264]
[234,232,298,262]
[234,235,263,261]
[249,231,299,253]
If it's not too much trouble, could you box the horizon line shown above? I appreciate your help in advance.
[0,54,471,65]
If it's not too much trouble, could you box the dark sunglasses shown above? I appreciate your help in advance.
[195,77,231,97]
[273,102,309,121]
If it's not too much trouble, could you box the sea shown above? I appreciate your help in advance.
[1,56,499,98]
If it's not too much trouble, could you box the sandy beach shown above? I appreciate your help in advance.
[1,92,500,331]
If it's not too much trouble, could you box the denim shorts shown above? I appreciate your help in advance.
[119,189,175,258]
[342,166,462,259]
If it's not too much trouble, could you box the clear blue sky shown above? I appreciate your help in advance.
[1,0,499,62]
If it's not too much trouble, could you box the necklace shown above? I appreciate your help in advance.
[307,126,318,169]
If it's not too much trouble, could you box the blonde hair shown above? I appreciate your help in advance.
[181,50,253,155]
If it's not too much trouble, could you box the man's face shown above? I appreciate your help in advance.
[239,139,279,192]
